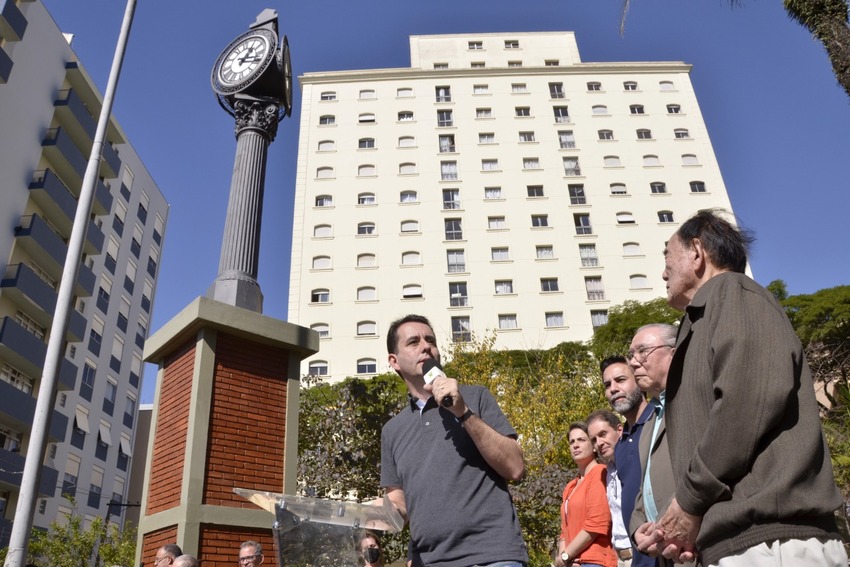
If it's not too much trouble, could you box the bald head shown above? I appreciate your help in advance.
[173,555,199,567]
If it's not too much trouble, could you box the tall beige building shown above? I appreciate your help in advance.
[289,32,733,381]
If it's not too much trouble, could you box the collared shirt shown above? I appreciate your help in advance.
[605,461,631,550]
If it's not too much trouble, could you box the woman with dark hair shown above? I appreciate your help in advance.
[555,422,616,567]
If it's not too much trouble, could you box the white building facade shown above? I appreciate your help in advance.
[289,32,733,381]
[0,1,168,539]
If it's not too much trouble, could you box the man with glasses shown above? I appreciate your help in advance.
[237,541,263,567]
[626,324,691,567]
[154,545,183,567]
[640,210,846,566]
[600,356,655,567]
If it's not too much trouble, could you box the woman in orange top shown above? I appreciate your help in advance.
[554,422,616,567]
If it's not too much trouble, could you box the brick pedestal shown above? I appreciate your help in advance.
[136,298,318,567]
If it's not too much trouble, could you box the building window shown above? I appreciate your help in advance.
[658,210,675,223]
[585,276,606,301]
[451,317,471,342]
[488,216,507,230]
[491,247,510,261]
[545,59,560,66]
[444,219,463,240]
[603,155,622,167]
[358,138,375,149]
[579,244,598,267]
[319,115,335,125]
[449,282,468,307]
[549,82,565,99]
[574,213,592,235]
[623,81,638,91]
[398,111,414,122]
[447,249,466,273]
[617,212,636,224]
[659,81,675,91]
[563,157,580,176]
[439,134,456,153]
[512,83,528,93]
[318,140,335,151]
[357,222,376,235]
[357,322,377,337]
[610,183,627,195]
[667,104,682,114]
[591,310,609,328]
[495,280,514,295]
[523,157,540,169]
[559,131,576,148]
[674,128,690,139]
[504,39,520,49]
[468,41,483,50]
[401,251,421,265]
[498,314,518,330]
[650,182,667,194]
[531,214,549,227]
[358,165,376,177]
[473,84,489,94]
[317,167,335,179]
[357,254,376,268]
[320,92,336,101]
[400,220,419,233]
[397,87,413,97]
[682,154,700,165]
[629,105,645,115]
[476,108,493,119]
[315,195,333,207]
[515,106,531,117]
[569,184,586,205]
[441,161,458,180]
[536,245,554,259]
[519,131,536,143]
[546,312,565,328]
[434,63,448,69]
[398,136,416,148]
[482,159,499,171]
[402,284,423,299]
[308,361,328,376]
[631,274,649,289]
[587,81,602,91]
[637,129,653,140]
[435,86,451,102]
[357,287,377,301]
[690,181,707,193]
[471,61,486,68]
[643,155,661,166]
[527,185,544,198]
[311,289,330,303]
[623,242,642,256]
[2,363,34,395]
[358,193,376,205]
[312,256,331,270]
[592,105,609,115]
[553,106,570,123]
[598,129,614,141]
[540,278,560,292]
[359,89,376,100]
[311,323,330,338]
[359,113,376,124]
[124,395,136,428]
[485,186,503,199]
[399,162,417,174]
[442,189,460,209]
[507,61,522,68]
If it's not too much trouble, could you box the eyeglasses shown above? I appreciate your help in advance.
[153,558,170,565]
[627,344,673,363]
[239,554,262,564]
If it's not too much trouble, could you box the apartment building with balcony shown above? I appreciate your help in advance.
[0,0,168,541]
[289,32,734,382]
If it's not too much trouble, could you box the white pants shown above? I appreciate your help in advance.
[709,538,847,567]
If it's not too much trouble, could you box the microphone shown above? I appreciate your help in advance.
[421,358,453,408]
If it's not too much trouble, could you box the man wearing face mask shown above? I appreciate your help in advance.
[359,531,384,567]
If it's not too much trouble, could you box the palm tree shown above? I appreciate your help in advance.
[619,0,850,100]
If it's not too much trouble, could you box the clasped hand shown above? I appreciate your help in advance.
[634,498,700,564]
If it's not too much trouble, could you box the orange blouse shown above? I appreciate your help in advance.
[560,464,617,567]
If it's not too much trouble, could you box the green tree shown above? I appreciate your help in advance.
[0,498,137,567]
[619,0,850,99]
[587,298,681,361]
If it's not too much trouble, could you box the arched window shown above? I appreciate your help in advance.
[603,155,622,167]
[311,256,331,269]
[357,222,376,235]
[682,154,699,165]
[313,224,332,237]
[659,81,675,91]
[616,212,636,224]
[402,284,423,298]
[310,323,330,338]
[630,274,649,289]
[623,242,642,256]
[402,251,421,265]
[359,113,375,123]
[357,287,377,301]
[642,155,661,166]
[357,253,376,268]
[358,164,376,177]
[357,193,376,205]
[308,360,328,375]
[316,167,334,179]
[359,89,376,100]
[358,137,376,149]
[592,105,608,115]
[658,210,675,223]
[400,220,419,233]
[398,136,416,148]
[319,115,335,125]
[315,195,333,207]
[310,289,330,303]
[399,162,417,174]
[317,140,335,151]
[610,183,627,195]
[357,321,377,336]
[357,358,377,374]
[400,190,418,203]
[398,111,414,121]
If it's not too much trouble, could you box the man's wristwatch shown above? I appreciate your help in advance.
[560,551,570,563]
[459,408,474,422]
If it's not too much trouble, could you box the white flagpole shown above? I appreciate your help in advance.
[4,1,137,565]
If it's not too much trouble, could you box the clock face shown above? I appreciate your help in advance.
[217,34,270,87]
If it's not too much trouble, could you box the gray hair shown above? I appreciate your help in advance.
[240,541,263,556]
[636,323,678,347]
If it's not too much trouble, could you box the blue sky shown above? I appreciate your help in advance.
[42,0,850,403]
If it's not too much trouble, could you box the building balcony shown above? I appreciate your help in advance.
[54,88,96,149]
[14,214,96,297]
[42,127,87,188]
[0,380,68,443]
[0,516,11,550]
[0,45,11,84]
[1,264,88,342]
[0,448,59,497]
[28,170,107,253]
[0,316,77,390]
[100,140,121,179]
[0,0,28,42]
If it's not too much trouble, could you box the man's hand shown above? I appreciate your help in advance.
[654,498,700,563]
[634,521,663,556]
[424,375,465,417]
